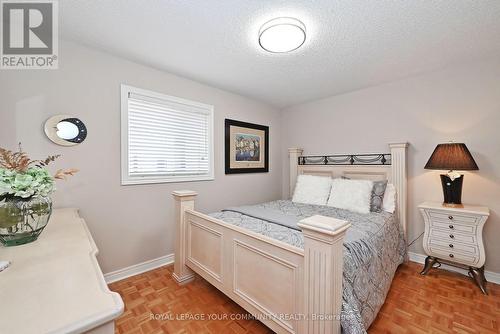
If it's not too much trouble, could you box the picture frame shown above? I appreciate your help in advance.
[225,119,269,174]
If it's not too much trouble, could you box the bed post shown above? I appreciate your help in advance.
[172,190,197,284]
[289,148,303,198]
[389,143,409,242]
[297,215,351,334]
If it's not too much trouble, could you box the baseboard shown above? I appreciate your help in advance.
[104,253,174,284]
[408,251,500,285]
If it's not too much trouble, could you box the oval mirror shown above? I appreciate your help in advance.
[44,115,87,146]
[56,121,79,140]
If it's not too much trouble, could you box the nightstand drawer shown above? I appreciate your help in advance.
[430,239,478,255]
[430,229,476,244]
[428,211,478,225]
[430,220,476,234]
[428,246,478,265]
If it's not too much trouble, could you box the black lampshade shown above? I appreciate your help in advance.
[424,143,479,171]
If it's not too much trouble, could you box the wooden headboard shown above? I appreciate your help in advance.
[288,143,409,241]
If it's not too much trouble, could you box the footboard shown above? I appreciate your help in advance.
[172,191,350,334]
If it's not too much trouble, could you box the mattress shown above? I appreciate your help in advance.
[209,200,406,334]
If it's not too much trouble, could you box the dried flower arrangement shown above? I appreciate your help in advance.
[0,144,78,200]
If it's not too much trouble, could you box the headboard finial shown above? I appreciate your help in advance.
[389,142,409,148]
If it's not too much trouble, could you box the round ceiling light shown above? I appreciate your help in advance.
[259,17,306,53]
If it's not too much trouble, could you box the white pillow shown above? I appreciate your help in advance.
[292,175,332,206]
[382,183,396,213]
[327,178,373,214]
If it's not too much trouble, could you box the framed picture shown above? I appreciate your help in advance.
[225,119,269,174]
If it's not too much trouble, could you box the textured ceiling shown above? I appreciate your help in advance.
[60,1,500,108]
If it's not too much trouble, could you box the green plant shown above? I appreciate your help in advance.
[0,145,78,200]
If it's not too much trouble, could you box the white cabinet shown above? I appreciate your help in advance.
[418,201,489,294]
[0,208,123,333]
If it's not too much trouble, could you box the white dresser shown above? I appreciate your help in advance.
[0,208,124,333]
[418,201,489,294]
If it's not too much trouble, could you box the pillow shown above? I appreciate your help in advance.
[382,183,396,213]
[370,180,388,212]
[327,178,374,214]
[342,176,388,212]
[292,175,332,206]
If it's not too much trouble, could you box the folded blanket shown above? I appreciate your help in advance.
[222,206,301,231]
[223,205,374,268]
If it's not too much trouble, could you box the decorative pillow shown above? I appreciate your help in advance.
[292,175,332,206]
[327,178,374,214]
[370,180,388,212]
[382,183,396,213]
[342,177,388,212]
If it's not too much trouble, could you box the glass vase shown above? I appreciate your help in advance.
[0,196,52,247]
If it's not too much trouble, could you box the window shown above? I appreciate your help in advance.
[121,85,214,185]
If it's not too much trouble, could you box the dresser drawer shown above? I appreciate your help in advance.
[428,245,478,266]
[430,220,476,234]
[429,229,477,245]
[429,239,478,255]
[428,211,478,225]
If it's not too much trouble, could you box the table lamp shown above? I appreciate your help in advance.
[424,143,478,206]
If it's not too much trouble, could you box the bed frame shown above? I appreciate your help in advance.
[172,143,408,334]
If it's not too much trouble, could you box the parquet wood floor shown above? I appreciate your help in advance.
[369,262,500,334]
[109,262,500,334]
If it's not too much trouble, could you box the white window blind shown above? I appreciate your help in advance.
[121,85,214,185]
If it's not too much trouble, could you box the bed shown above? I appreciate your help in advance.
[172,143,408,334]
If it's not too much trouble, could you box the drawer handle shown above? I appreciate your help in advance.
[449,225,454,229]
[448,216,454,220]
[450,234,455,239]
[449,244,454,248]
[449,254,454,258]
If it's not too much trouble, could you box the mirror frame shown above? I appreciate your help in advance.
[44,115,88,146]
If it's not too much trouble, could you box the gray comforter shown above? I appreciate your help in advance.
[209,200,406,334]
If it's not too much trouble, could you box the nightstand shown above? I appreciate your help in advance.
[418,201,490,294]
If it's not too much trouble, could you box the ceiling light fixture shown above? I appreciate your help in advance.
[259,17,306,53]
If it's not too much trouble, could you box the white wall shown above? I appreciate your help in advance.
[0,41,282,273]
[281,59,500,273]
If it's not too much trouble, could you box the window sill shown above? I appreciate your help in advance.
[121,175,215,186]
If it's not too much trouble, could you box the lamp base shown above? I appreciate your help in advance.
[442,202,465,209]
[440,174,463,205]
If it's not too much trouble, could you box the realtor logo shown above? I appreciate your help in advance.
[1,0,58,69]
